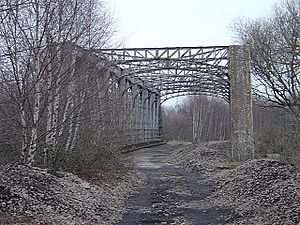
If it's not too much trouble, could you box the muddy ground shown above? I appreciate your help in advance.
[117,144,237,225]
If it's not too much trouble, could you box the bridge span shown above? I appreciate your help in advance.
[91,45,253,161]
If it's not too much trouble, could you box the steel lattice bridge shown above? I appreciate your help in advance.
[92,45,254,161]
[94,46,229,102]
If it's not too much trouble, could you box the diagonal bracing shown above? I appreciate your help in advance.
[91,45,254,161]
[93,46,230,102]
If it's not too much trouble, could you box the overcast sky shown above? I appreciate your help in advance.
[106,0,279,48]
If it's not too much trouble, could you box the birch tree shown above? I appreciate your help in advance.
[0,0,117,165]
[162,96,230,142]
[189,96,230,142]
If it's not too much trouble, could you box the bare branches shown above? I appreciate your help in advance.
[232,0,300,117]
[0,0,118,165]
[162,96,230,142]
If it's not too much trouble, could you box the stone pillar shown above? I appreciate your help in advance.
[229,45,254,161]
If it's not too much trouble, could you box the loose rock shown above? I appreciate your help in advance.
[215,159,300,224]
[0,163,145,224]
[172,141,300,225]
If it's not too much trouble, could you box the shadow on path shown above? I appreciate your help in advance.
[117,144,235,225]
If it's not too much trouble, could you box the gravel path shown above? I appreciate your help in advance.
[171,141,300,225]
[118,144,236,225]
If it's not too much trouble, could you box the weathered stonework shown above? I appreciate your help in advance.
[229,45,254,161]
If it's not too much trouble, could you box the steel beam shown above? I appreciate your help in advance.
[93,46,229,100]
[96,45,254,161]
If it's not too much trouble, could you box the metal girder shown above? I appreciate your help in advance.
[92,46,229,101]
[90,45,254,161]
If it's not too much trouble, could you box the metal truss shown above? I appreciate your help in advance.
[93,46,230,102]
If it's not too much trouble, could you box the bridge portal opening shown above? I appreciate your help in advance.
[93,45,254,161]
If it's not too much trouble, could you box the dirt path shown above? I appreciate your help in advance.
[116,144,235,225]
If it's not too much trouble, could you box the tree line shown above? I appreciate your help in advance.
[0,0,130,169]
[162,96,230,142]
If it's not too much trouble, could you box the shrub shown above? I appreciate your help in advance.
[56,148,130,183]
[255,124,300,169]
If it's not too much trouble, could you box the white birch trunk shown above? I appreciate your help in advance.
[192,108,198,142]
[198,101,208,141]
[27,0,41,166]
[44,53,54,163]
[205,104,214,141]
[20,97,28,162]
[70,88,87,150]
[65,97,75,151]
[64,50,79,151]
[49,46,64,153]
[27,70,41,165]
[57,91,71,139]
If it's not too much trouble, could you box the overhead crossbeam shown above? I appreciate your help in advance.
[91,45,254,162]
[93,46,229,101]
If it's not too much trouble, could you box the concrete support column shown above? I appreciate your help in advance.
[229,45,254,161]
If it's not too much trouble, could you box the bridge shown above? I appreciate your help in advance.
[88,45,254,161]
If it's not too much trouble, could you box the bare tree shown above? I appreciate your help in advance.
[189,96,230,142]
[0,0,117,165]
[162,96,230,142]
[232,0,300,118]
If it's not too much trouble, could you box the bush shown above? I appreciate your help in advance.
[255,126,285,157]
[0,143,20,165]
[255,124,300,169]
[31,145,130,186]
[56,148,130,184]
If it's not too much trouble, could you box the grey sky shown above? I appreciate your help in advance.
[107,0,279,48]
